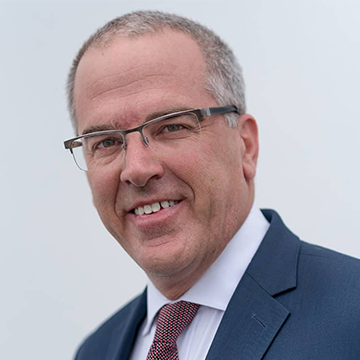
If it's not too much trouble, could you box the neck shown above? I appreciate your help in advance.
[148,262,208,300]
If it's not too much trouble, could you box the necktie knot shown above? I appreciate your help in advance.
[147,301,200,360]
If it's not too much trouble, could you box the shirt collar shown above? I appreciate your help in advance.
[142,204,269,335]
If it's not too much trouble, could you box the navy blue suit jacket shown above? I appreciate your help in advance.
[75,210,360,359]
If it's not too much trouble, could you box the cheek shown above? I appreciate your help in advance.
[192,140,244,210]
[169,151,211,188]
[170,149,223,218]
[87,171,119,211]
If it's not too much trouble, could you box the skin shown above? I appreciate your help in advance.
[73,30,259,300]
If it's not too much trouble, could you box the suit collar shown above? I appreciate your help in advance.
[246,209,300,296]
[206,209,300,360]
[105,289,147,360]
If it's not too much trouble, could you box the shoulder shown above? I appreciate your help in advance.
[74,291,146,360]
[262,209,360,288]
[299,240,360,284]
[293,240,360,314]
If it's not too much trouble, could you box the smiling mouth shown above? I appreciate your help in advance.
[133,200,180,215]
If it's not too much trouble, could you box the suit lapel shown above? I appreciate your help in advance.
[206,210,301,360]
[105,290,147,360]
[206,273,290,360]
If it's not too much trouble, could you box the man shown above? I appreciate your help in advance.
[64,10,360,360]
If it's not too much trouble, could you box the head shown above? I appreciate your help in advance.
[67,11,258,299]
[67,10,246,131]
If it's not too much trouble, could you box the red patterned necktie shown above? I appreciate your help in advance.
[146,301,200,360]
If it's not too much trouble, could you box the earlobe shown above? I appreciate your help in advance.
[239,114,259,181]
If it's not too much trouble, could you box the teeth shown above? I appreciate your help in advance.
[134,200,178,215]
[151,202,161,212]
[144,205,152,214]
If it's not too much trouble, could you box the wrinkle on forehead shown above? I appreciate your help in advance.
[88,73,173,102]
[77,86,191,132]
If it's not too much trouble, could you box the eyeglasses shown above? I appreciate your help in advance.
[64,106,239,171]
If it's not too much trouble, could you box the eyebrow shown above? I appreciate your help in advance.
[81,106,193,135]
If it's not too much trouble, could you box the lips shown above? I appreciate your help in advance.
[133,200,179,215]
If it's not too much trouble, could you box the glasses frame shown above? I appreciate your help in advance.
[64,106,239,170]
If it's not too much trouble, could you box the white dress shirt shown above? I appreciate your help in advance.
[129,205,270,360]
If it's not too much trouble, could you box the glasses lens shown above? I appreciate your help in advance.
[71,133,124,171]
[143,113,201,154]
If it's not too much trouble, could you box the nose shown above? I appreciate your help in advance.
[120,133,165,187]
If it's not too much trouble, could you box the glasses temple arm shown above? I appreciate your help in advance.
[200,106,239,117]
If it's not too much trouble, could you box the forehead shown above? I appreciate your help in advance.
[74,31,213,133]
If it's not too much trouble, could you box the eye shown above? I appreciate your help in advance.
[87,135,124,153]
[100,138,117,148]
[145,113,200,142]
[163,124,184,133]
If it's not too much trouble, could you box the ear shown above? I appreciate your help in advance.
[239,114,259,181]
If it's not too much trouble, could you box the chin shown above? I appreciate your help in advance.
[138,248,194,279]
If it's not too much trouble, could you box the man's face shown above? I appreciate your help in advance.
[74,31,258,291]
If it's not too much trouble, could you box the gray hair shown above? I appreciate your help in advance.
[66,10,246,131]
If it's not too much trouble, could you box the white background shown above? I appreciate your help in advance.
[1,0,359,359]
